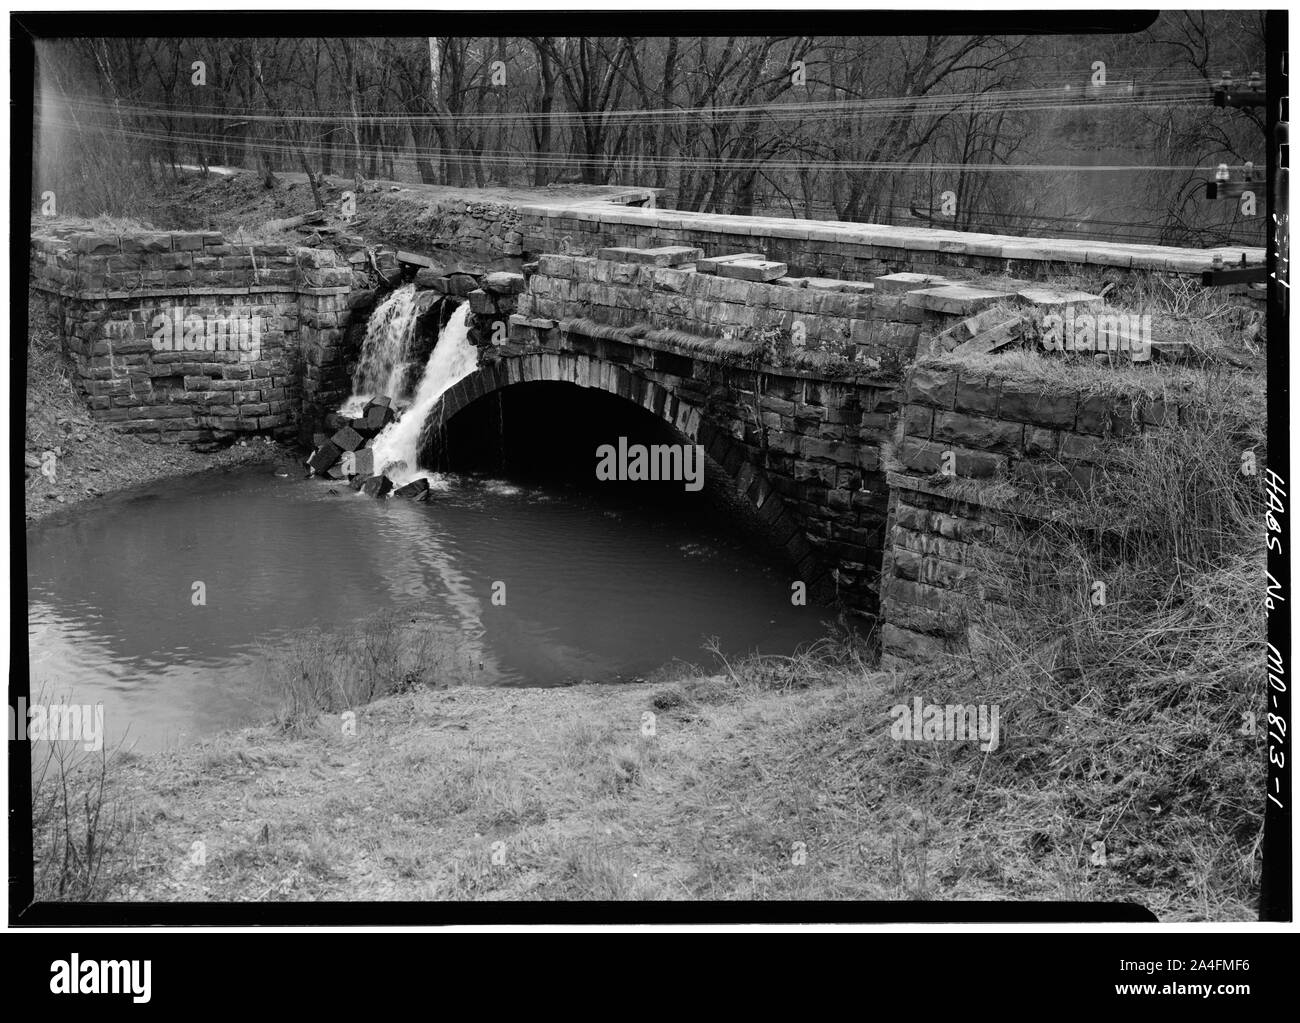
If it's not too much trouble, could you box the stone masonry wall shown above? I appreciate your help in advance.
[880,358,1194,668]
[360,188,1259,281]
[517,252,922,372]
[29,229,388,443]
[513,202,1261,281]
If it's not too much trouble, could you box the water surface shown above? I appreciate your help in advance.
[26,464,829,750]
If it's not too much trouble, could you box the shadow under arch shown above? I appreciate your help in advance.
[416,350,835,600]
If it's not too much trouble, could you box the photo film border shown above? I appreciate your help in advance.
[8,6,1289,926]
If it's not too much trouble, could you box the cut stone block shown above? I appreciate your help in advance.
[597,246,703,267]
[950,317,1026,357]
[307,440,342,473]
[393,478,430,498]
[349,475,366,491]
[903,285,1016,316]
[331,425,365,452]
[397,250,438,268]
[413,489,435,503]
[435,272,481,297]
[351,448,375,477]
[873,272,951,293]
[1016,287,1104,310]
[361,474,393,498]
[483,271,526,295]
[715,259,788,283]
[414,266,448,288]
[362,401,395,432]
[803,277,876,294]
[696,252,768,274]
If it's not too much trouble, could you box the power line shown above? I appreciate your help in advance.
[48,79,1215,128]
[33,116,1241,175]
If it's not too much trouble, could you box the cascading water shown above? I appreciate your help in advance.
[341,284,421,417]
[365,303,478,488]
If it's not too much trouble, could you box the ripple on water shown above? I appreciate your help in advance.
[26,465,829,750]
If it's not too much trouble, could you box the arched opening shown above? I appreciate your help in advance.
[423,379,802,570]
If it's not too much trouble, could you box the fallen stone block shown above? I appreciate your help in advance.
[326,464,349,480]
[1016,287,1104,311]
[873,272,951,293]
[348,448,375,477]
[413,489,436,503]
[361,474,393,498]
[696,252,768,274]
[398,250,439,269]
[331,425,365,451]
[715,259,788,283]
[349,474,366,491]
[803,277,876,294]
[429,272,480,297]
[483,271,526,295]
[393,478,430,498]
[307,440,343,474]
[950,316,1026,357]
[414,266,449,288]
[904,285,1016,316]
[959,306,1011,339]
[362,400,395,432]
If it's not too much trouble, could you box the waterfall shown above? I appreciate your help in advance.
[342,284,421,416]
[366,303,477,488]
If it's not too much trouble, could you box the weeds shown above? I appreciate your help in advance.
[264,609,477,733]
[31,729,137,901]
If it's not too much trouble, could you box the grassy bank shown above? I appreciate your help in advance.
[32,622,1260,914]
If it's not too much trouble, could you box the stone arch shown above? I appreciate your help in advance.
[417,350,833,598]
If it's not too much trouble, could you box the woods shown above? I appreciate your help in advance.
[33,19,1266,248]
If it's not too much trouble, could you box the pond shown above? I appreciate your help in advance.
[26,462,831,751]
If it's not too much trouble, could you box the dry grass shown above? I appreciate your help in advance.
[933,381,1268,918]
[923,344,1265,408]
[265,609,480,733]
[30,717,140,902]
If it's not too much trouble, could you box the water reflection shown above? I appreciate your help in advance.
[27,464,829,750]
